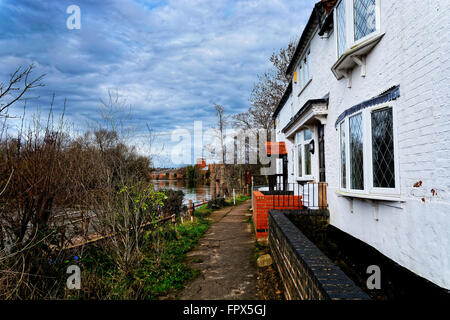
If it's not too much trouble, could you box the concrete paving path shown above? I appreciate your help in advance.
[178,200,258,300]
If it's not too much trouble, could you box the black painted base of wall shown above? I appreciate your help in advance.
[303,224,450,300]
[269,209,370,300]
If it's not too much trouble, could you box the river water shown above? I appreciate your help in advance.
[150,180,211,205]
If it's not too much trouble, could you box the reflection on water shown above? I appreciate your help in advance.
[150,180,211,205]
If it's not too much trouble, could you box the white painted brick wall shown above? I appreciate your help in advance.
[276,0,450,289]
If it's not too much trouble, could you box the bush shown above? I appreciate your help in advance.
[207,198,227,210]
[70,218,210,300]
[159,189,186,217]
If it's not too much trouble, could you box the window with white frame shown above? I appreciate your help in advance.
[297,50,311,90]
[371,107,395,188]
[296,129,313,179]
[339,104,398,195]
[339,121,347,188]
[349,113,364,190]
[335,0,380,58]
[353,0,377,41]
[336,0,347,58]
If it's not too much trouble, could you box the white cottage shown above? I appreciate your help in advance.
[273,0,450,290]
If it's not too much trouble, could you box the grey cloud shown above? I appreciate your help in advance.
[0,0,313,166]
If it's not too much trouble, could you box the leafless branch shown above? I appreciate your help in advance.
[0,64,46,115]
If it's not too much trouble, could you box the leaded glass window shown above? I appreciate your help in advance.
[354,0,376,41]
[372,108,395,188]
[336,0,347,57]
[349,114,364,190]
[340,121,347,188]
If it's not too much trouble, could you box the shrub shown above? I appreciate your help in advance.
[159,189,186,217]
[207,198,227,210]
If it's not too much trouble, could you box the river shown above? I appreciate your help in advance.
[150,180,211,205]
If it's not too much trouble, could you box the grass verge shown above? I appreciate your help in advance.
[73,196,252,300]
[74,214,211,300]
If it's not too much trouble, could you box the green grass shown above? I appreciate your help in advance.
[77,215,211,300]
[225,194,251,206]
[133,219,211,299]
[194,204,213,218]
[76,195,250,300]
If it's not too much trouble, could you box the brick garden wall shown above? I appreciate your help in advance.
[252,191,303,239]
[269,209,369,300]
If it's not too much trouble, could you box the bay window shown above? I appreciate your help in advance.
[340,121,347,188]
[339,104,398,196]
[371,107,395,188]
[349,113,364,190]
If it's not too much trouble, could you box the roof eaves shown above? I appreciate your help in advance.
[285,8,319,76]
[285,0,338,76]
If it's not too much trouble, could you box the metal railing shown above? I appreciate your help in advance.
[258,181,328,210]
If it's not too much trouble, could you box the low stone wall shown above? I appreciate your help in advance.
[269,209,370,300]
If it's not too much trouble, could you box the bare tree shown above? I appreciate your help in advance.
[233,40,296,134]
[0,65,45,117]
[214,104,228,164]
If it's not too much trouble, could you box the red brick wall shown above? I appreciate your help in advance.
[252,191,303,239]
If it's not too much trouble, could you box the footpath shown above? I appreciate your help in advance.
[178,201,258,300]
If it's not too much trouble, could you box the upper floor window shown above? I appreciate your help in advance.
[339,103,398,195]
[336,0,347,57]
[296,50,311,91]
[335,0,380,58]
[354,0,377,41]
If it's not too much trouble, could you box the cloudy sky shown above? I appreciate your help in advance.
[0,0,313,167]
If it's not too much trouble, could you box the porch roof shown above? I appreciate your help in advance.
[281,94,329,135]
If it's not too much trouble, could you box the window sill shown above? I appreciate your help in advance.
[336,190,405,202]
[297,78,312,97]
[331,33,385,85]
